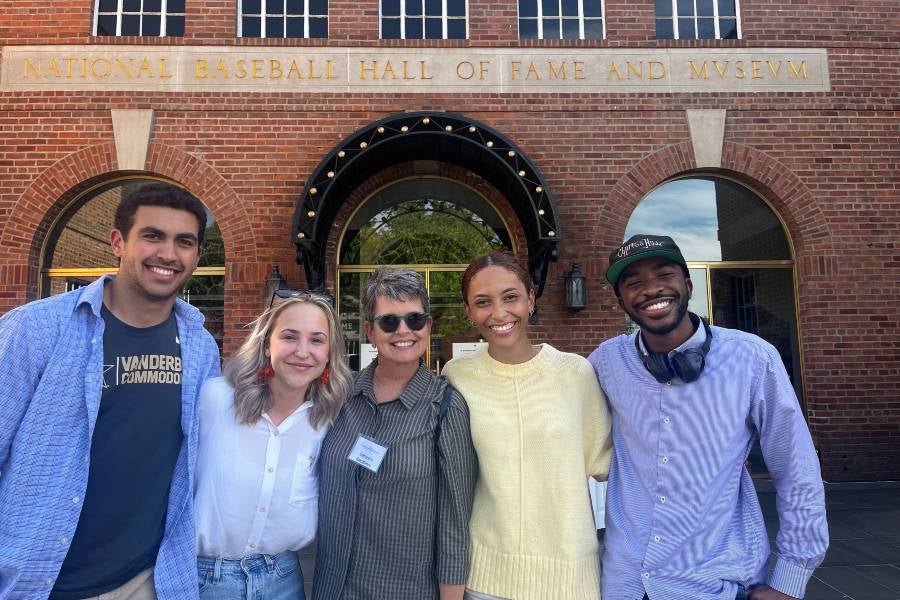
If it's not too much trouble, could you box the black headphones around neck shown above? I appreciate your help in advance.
[635,313,712,384]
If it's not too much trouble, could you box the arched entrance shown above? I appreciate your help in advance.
[291,112,564,370]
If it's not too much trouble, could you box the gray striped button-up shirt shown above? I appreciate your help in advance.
[312,360,478,600]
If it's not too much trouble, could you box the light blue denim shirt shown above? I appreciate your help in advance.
[0,276,220,600]
[589,325,828,600]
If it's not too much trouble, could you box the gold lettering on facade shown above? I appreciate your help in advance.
[649,61,665,79]
[574,61,585,80]
[236,59,248,79]
[787,61,808,79]
[751,60,763,79]
[23,58,41,78]
[608,61,623,81]
[359,60,378,80]
[382,61,398,80]
[548,61,567,80]
[158,58,173,78]
[270,59,283,79]
[457,60,475,79]
[196,59,209,79]
[47,58,62,77]
[113,58,133,78]
[251,59,265,79]
[689,60,710,80]
[767,60,781,78]
[91,58,111,78]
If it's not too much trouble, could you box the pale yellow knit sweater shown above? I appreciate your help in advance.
[442,344,612,600]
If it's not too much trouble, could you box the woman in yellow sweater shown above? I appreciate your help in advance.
[442,251,613,600]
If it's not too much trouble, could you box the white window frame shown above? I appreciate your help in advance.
[659,0,742,40]
[517,0,605,40]
[237,0,329,38]
[379,0,469,39]
[92,0,183,36]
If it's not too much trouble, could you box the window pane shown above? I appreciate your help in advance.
[244,0,263,14]
[561,0,577,17]
[98,0,118,12]
[287,0,304,12]
[286,16,304,36]
[584,18,603,38]
[425,0,442,16]
[447,0,466,17]
[719,17,737,38]
[519,0,537,17]
[144,0,162,12]
[542,18,560,38]
[542,0,559,16]
[242,16,262,36]
[696,0,713,16]
[655,18,673,38]
[381,17,400,37]
[678,17,695,38]
[519,17,538,37]
[309,16,328,37]
[711,268,800,386]
[717,0,735,16]
[268,0,286,13]
[425,16,442,37]
[309,0,328,14]
[167,15,185,35]
[123,0,141,11]
[447,18,466,38]
[407,0,423,16]
[168,0,185,11]
[142,15,161,35]
[122,14,140,34]
[676,0,694,16]
[561,17,579,38]
[654,0,671,16]
[406,16,424,37]
[697,17,715,38]
[382,0,400,16]
[625,178,791,262]
[687,268,709,320]
[266,16,284,36]
[583,0,602,18]
[97,14,118,34]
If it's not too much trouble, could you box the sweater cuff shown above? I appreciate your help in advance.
[768,555,815,598]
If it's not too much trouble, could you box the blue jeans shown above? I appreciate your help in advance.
[198,551,305,600]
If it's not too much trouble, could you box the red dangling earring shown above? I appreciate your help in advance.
[256,364,275,383]
[320,365,331,386]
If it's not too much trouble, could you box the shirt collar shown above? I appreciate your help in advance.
[636,312,706,358]
[74,274,205,324]
[351,358,439,410]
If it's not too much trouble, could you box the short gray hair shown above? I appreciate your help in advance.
[362,267,430,320]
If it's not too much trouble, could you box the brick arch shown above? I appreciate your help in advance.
[0,142,258,353]
[599,141,837,280]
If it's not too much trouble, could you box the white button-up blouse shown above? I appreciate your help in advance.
[194,376,328,558]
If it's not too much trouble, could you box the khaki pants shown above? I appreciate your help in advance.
[78,568,156,600]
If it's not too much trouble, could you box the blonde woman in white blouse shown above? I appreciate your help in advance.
[194,293,351,600]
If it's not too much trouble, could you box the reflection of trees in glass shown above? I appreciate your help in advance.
[343,199,505,265]
[199,221,224,267]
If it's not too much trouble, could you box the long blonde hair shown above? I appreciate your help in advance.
[225,295,351,429]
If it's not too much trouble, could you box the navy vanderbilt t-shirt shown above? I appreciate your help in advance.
[51,306,183,599]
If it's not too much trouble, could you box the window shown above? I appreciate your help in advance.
[239,0,328,38]
[94,0,185,36]
[625,176,799,475]
[655,0,739,39]
[42,179,225,351]
[519,0,604,40]
[381,0,467,39]
[338,177,510,370]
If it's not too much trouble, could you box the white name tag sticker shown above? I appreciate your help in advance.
[347,435,388,473]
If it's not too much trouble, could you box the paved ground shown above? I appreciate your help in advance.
[758,480,900,600]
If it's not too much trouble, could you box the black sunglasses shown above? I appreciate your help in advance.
[370,312,430,333]
[270,289,335,307]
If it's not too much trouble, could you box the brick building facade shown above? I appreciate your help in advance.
[0,1,897,481]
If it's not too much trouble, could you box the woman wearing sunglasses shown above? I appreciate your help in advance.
[442,252,613,600]
[313,267,478,600]
[194,294,352,599]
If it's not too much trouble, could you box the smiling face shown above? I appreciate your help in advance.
[617,257,694,351]
[464,265,535,359]
[110,205,202,307]
[266,302,330,400]
[364,295,431,369]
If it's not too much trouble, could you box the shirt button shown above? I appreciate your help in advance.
[272,430,280,437]
[660,496,667,503]
[72,496,80,504]
[654,535,660,542]
[267,467,274,473]
[60,537,68,544]
[90,338,96,344]
[663,416,670,424]
[643,572,650,579]
[259,507,267,512]
[249,543,256,549]
[46,578,54,585]
[662,456,669,464]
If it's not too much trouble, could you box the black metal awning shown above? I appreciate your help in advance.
[291,111,560,297]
